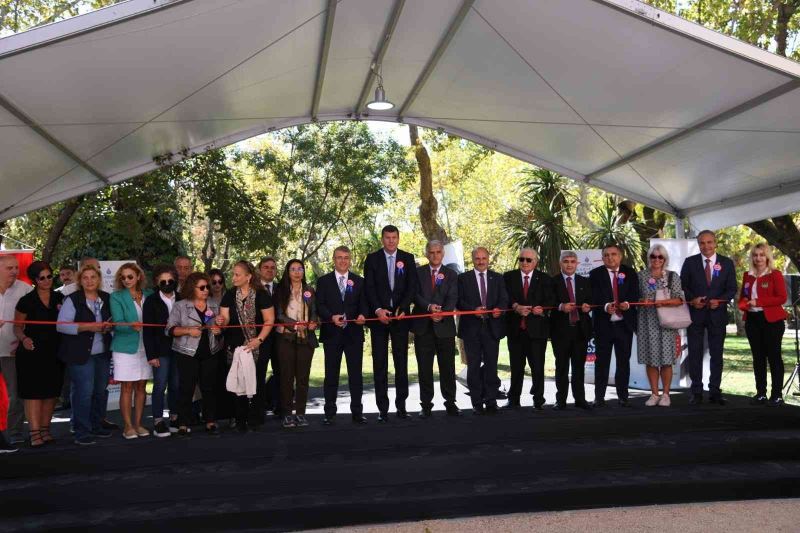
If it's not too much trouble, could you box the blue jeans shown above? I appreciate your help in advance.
[68,352,111,439]
[151,353,179,420]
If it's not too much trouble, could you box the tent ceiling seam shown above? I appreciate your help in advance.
[311,0,339,121]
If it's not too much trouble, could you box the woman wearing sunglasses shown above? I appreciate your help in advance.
[166,272,224,435]
[56,264,113,446]
[207,269,226,308]
[143,265,181,437]
[274,259,318,428]
[13,261,64,447]
[110,263,154,439]
[637,244,685,407]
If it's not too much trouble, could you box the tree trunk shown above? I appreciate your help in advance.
[773,1,799,56]
[747,218,800,271]
[0,220,5,248]
[409,125,449,244]
[42,196,85,263]
[576,184,592,228]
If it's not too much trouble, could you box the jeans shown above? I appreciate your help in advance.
[68,352,111,439]
[151,353,179,420]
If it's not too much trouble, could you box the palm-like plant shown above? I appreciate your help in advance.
[501,168,577,274]
[581,196,644,269]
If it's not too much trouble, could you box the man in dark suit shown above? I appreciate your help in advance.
[412,240,460,418]
[589,244,640,407]
[316,246,369,425]
[457,247,509,414]
[680,230,738,405]
[503,248,555,411]
[364,225,418,422]
[258,256,281,417]
[551,251,593,410]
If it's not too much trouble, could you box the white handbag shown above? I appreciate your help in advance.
[655,272,692,329]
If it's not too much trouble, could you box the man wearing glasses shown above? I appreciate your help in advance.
[503,248,555,411]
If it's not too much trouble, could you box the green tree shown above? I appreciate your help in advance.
[581,197,645,269]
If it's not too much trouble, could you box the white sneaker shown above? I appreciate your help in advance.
[658,394,671,407]
[645,394,661,406]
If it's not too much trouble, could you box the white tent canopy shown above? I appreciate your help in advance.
[1,0,799,230]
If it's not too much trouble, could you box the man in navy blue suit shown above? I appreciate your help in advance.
[680,230,737,405]
[589,244,640,407]
[316,246,369,425]
[363,225,418,422]
[457,247,509,414]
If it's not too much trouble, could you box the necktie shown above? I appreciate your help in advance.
[479,272,487,308]
[520,275,529,330]
[566,276,579,324]
[338,275,346,301]
[612,270,622,317]
[431,269,437,291]
[388,255,395,291]
[705,258,712,287]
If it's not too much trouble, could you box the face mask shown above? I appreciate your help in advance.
[159,280,177,294]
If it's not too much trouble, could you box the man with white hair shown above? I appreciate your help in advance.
[0,254,33,446]
[503,248,555,411]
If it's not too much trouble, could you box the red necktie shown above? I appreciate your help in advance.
[431,269,437,291]
[705,259,712,287]
[520,275,529,330]
[566,276,579,324]
[612,271,622,317]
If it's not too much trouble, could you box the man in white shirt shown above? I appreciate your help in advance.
[0,254,33,444]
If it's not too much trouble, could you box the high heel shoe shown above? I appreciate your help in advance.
[29,429,45,448]
[40,425,55,444]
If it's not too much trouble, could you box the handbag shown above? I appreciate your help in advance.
[655,272,692,329]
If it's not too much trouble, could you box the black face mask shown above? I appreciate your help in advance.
[159,280,177,294]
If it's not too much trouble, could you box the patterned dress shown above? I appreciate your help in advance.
[636,269,685,367]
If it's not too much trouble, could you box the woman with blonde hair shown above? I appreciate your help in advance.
[738,243,788,406]
[637,244,685,407]
[110,262,154,439]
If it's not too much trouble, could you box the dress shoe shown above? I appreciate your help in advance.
[377,413,389,423]
[502,401,521,410]
[396,409,410,419]
[101,420,120,431]
[445,405,461,417]
[709,395,726,406]
[552,402,567,411]
[769,396,784,407]
[472,405,486,415]
[533,402,545,411]
[575,401,592,411]
[485,404,499,415]
[689,393,703,405]
[617,399,631,408]
[496,390,508,400]
[322,416,335,426]
[351,414,367,424]
[749,395,767,406]
[593,399,606,408]
[418,409,432,419]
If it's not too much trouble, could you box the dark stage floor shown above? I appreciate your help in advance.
[3,394,800,532]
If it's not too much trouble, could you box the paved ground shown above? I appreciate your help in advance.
[319,499,800,533]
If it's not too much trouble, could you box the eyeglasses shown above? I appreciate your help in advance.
[649,254,665,260]
[211,279,224,285]
[123,274,136,281]
[37,274,54,281]
[289,267,305,273]
[196,285,210,291]
[518,257,534,263]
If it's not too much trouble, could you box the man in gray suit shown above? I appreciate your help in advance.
[412,240,460,417]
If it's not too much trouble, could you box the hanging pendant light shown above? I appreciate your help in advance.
[366,64,394,111]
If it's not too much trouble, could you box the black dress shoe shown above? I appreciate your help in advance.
[485,404,499,415]
[101,420,120,431]
[575,401,592,410]
[750,395,767,406]
[502,401,521,410]
[322,416,335,426]
[396,409,410,419]
[418,409,432,419]
[533,403,545,411]
[709,395,726,406]
[351,414,367,424]
[473,405,486,415]
[496,390,508,400]
[689,393,703,405]
[377,413,389,423]
[445,406,461,417]
[593,399,606,408]
[552,402,567,411]
[617,399,631,408]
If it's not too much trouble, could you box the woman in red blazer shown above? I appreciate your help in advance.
[738,243,788,405]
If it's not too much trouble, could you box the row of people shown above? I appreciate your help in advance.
[0,226,789,450]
